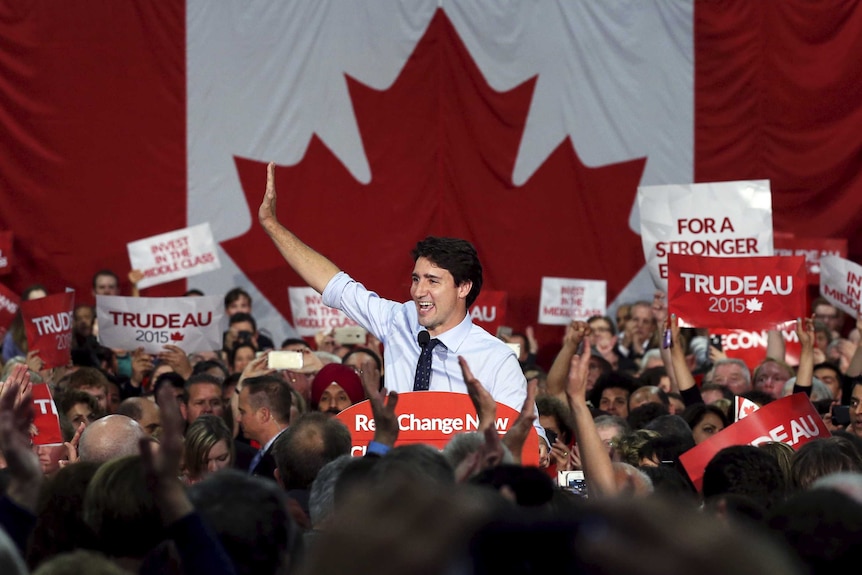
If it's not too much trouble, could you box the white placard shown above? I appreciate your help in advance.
[538,277,606,325]
[96,295,225,354]
[637,180,774,291]
[288,286,361,337]
[819,255,862,316]
[127,223,221,289]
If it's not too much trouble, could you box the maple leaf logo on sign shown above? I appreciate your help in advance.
[170,332,185,342]
[745,297,763,313]
[222,12,646,341]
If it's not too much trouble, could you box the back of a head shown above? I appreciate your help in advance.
[442,431,515,472]
[0,527,26,575]
[273,411,352,490]
[627,402,670,431]
[789,436,862,492]
[308,454,356,528]
[703,445,786,511]
[30,549,129,575]
[612,461,654,496]
[643,414,693,442]
[78,414,145,463]
[83,455,162,559]
[471,464,556,507]
[369,443,456,487]
[766,488,862,575]
[188,469,294,575]
[28,461,103,568]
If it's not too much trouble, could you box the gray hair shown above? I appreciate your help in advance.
[442,431,515,472]
[705,358,751,386]
[782,377,833,402]
[308,454,356,528]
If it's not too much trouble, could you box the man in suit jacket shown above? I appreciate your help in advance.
[236,374,292,481]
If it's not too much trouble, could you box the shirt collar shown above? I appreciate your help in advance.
[431,313,472,353]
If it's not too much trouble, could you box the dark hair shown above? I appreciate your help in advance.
[192,359,230,381]
[228,341,258,370]
[702,445,787,511]
[588,372,637,408]
[280,337,311,350]
[681,403,730,432]
[587,315,617,336]
[22,283,48,300]
[188,470,295,575]
[627,402,670,431]
[411,236,483,308]
[185,288,205,296]
[228,312,257,332]
[341,346,383,372]
[535,395,574,445]
[224,287,252,310]
[91,269,119,290]
[272,412,352,490]
[152,371,186,402]
[242,375,293,424]
[184,373,223,403]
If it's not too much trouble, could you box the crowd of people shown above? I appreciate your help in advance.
[0,163,861,574]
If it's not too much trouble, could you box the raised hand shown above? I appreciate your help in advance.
[360,358,399,448]
[158,344,193,379]
[501,378,538,464]
[259,161,279,229]
[459,356,496,432]
[0,364,41,511]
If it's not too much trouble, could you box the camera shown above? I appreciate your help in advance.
[558,470,588,497]
[832,405,850,427]
[708,333,723,351]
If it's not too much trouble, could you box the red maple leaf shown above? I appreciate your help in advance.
[170,331,185,342]
[222,10,646,347]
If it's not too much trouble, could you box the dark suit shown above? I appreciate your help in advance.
[249,445,279,482]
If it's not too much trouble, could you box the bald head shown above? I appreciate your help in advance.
[116,396,162,436]
[78,414,146,463]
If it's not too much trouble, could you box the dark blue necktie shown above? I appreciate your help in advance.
[249,448,264,473]
[413,338,440,391]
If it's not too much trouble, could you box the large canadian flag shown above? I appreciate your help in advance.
[2,2,861,352]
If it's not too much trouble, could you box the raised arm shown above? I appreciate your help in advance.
[258,161,341,293]
[669,314,703,407]
[651,291,679,393]
[565,344,616,498]
[793,316,814,393]
[846,312,862,378]
[545,321,589,403]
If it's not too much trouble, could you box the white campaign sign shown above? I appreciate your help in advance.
[538,277,606,325]
[96,295,225,354]
[819,255,862,316]
[127,223,221,289]
[637,180,774,291]
[288,286,361,337]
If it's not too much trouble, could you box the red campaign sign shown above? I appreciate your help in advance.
[0,283,20,339]
[336,391,539,466]
[680,393,829,491]
[711,320,801,374]
[469,289,508,335]
[21,291,75,369]
[774,233,848,285]
[668,254,808,330]
[31,383,64,446]
[0,231,11,275]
